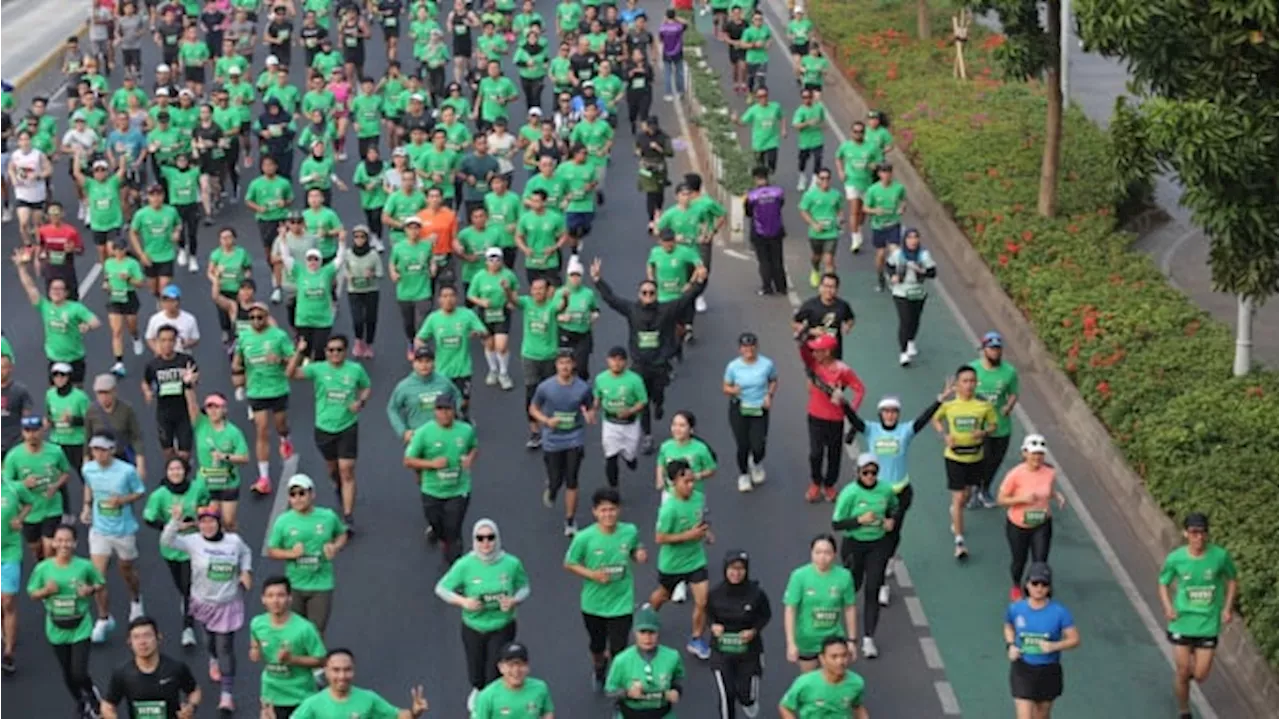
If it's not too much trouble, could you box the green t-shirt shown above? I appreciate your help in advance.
[554,161,598,213]
[209,245,253,294]
[85,175,124,231]
[390,239,434,301]
[147,125,186,166]
[832,480,898,541]
[517,210,566,270]
[691,194,727,237]
[161,165,201,206]
[740,101,783,152]
[568,119,613,166]
[291,263,338,328]
[523,173,569,210]
[130,204,181,262]
[227,81,257,122]
[742,25,772,65]
[1160,544,1238,639]
[267,507,347,592]
[406,420,477,499]
[194,415,248,492]
[863,180,906,230]
[478,76,519,123]
[835,139,883,191]
[656,438,717,493]
[457,225,503,283]
[549,56,573,90]
[564,521,640,618]
[293,687,400,719]
[179,40,210,66]
[656,205,702,246]
[36,299,95,362]
[441,120,473,154]
[299,155,337,193]
[301,360,371,433]
[473,677,555,718]
[303,207,344,259]
[238,326,293,400]
[382,192,429,242]
[351,94,384,139]
[3,442,71,522]
[780,669,866,717]
[142,480,211,561]
[484,191,522,248]
[103,256,144,304]
[416,307,487,378]
[476,33,509,62]
[592,369,648,423]
[438,552,529,632]
[968,359,1019,437]
[514,46,548,79]
[353,161,389,211]
[555,285,597,334]
[27,557,105,645]
[245,175,295,221]
[792,102,826,151]
[647,244,701,303]
[593,73,625,109]
[0,482,28,562]
[214,54,249,82]
[655,491,707,575]
[467,268,519,324]
[415,146,459,199]
[799,186,843,240]
[44,387,90,446]
[604,645,685,714]
[782,563,856,655]
[788,18,814,44]
[250,612,327,708]
[800,55,829,88]
[517,296,560,360]
[301,89,336,118]
[866,125,893,154]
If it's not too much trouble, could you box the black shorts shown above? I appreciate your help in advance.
[945,458,984,491]
[658,566,709,593]
[185,67,205,84]
[803,82,824,93]
[791,42,810,55]
[381,20,401,38]
[1166,631,1218,649]
[92,229,119,246]
[249,394,289,414]
[582,612,632,655]
[453,38,473,57]
[209,485,241,502]
[484,317,512,336]
[124,167,146,189]
[871,225,901,249]
[21,516,60,543]
[108,293,141,315]
[157,411,194,452]
[1009,659,1063,702]
[315,425,359,461]
[809,238,837,255]
[729,48,746,64]
[145,260,175,279]
[48,358,87,386]
[15,199,46,210]
[449,376,472,403]
[200,156,225,177]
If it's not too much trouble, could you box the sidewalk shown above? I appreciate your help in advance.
[976,11,1278,367]
[2,0,88,88]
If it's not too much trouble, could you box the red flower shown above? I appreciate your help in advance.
[986,167,1000,177]
[1096,381,1112,395]
[1067,224,1080,234]
[998,254,1010,266]
[1005,241,1021,254]
[1021,230,1034,241]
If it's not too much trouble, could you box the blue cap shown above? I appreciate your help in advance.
[20,416,42,430]
[1,80,13,93]
[161,285,182,300]
[981,331,1003,349]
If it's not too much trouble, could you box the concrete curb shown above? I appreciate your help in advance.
[11,21,88,91]
[814,32,1278,719]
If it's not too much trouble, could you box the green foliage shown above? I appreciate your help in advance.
[810,0,1280,664]
[681,13,754,195]
[972,0,1052,78]
[1076,0,1279,302]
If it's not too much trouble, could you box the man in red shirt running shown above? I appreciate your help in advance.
[35,201,86,301]
[798,333,865,502]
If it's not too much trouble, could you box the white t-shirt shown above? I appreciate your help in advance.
[145,309,201,352]
[61,128,99,160]
[486,131,517,175]
[9,149,48,203]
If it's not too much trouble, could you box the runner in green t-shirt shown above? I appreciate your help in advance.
[800,44,830,92]
[779,640,868,719]
[352,150,389,244]
[798,169,844,285]
[249,577,327,712]
[834,122,884,254]
[737,87,785,171]
[782,537,857,670]
[467,249,521,390]
[27,527,106,655]
[73,156,127,263]
[969,332,1020,507]
[265,474,348,613]
[604,607,686,715]
[183,384,249,530]
[862,164,907,290]
[389,218,436,359]
[14,252,101,368]
[102,239,146,371]
[456,207,504,291]
[415,289,488,418]
[471,642,555,718]
[646,232,702,304]
[233,310,295,497]
[649,462,713,659]
[3,426,72,557]
[792,91,827,191]
[555,262,599,379]
[403,393,477,560]
[515,192,569,284]
[295,650,429,719]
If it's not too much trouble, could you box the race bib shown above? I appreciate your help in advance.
[810,607,838,629]
[97,499,122,517]
[1023,509,1047,527]
[637,330,659,349]
[553,411,577,429]
[207,560,236,582]
[1186,585,1215,607]
[437,467,461,483]
[739,403,763,417]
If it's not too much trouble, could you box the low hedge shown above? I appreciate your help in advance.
[679,12,755,195]
[808,0,1279,663]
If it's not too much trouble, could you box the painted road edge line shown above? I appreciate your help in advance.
[934,681,962,715]
[12,21,89,91]
[755,4,1220,717]
[260,455,300,557]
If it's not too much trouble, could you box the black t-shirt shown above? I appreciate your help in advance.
[793,296,855,354]
[1,380,33,452]
[604,39,625,64]
[570,52,599,81]
[105,654,198,719]
[153,82,181,99]
[144,352,197,416]
[377,0,403,19]
[191,123,225,159]
[401,110,434,136]
[156,20,184,52]
[625,28,653,56]
[723,19,746,43]
[267,19,294,46]
[200,10,227,35]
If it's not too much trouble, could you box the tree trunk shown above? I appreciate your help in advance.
[1038,0,1063,217]
[1233,295,1254,376]
[916,0,930,39]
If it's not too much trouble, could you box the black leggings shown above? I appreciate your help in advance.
[399,300,428,344]
[362,208,384,239]
[727,404,768,474]
[205,627,236,685]
[560,331,592,380]
[461,621,517,690]
[225,142,242,193]
[886,484,914,558]
[627,90,652,131]
[807,416,843,487]
[981,434,1012,494]
[756,149,778,175]
[297,326,331,362]
[712,653,762,719]
[797,145,825,174]
[637,364,668,437]
[59,443,84,515]
[348,292,380,344]
[175,203,200,255]
[521,77,544,110]
[1006,519,1053,586]
[217,290,237,337]
[165,558,195,629]
[893,296,926,353]
[422,493,469,565]
[645,190,665,220]
[751,234,787,294]
[51,640,97,710]
[842,535,891,636]
[257,219,282,251]
[544,446,584,499]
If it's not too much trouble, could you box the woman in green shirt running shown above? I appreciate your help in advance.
[783,534,858,672]
[141,456,210,647]
[435,518,531,710]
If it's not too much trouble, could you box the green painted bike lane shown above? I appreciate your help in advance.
[687,6,1191,715]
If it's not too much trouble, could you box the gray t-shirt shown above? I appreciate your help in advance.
[275,232,319,294]
[116,14,148,51]
[228,19,257,53]
[458,153,500,202]
[1,380,33,452]
[532,375,593,451]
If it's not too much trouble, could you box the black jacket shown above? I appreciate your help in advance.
[597,278,702,368]
[706,551,772,657]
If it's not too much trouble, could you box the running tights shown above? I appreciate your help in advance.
[627,90,652,132]
[1006,519,1052,587]
[727,405,769,474]
[544,447,584,500]
[297,326,331,362]
[604,453,638,488]
[165,558,194,629]
[51,640,97,711]
[893,296,926,353]
[637,365,668,437]
[176,203,200,255]
[461,622,517,690]
[712,653,763,719]
[807,416,843,487]
[886,484,914,558]
[348,292,380,345]
[362,208,384,239]
[422,494,470,565]
[981,434,1012,495]
[842,535,891,636]
[205,628,236,691]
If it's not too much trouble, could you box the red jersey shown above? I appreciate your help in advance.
[36,223,84,269]
[799,343,866,421]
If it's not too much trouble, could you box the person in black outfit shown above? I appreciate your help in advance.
[707,550,771,719]
[1,352,34,457]
[591,257,706,454]
[103,616,201,719]
[265,6,294,63]
[256,99,296,178]
[624,50,655,136]
[299,12,329,68]
[143,325,198,463]
[791,273,856,360]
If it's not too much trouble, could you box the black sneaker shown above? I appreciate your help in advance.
[1,654,14,675]
[525,433,542,450]
[624,457,638,471]
[344,515,355,537]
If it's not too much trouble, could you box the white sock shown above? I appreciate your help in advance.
[497,352,510,374]
[258,461,269,477]
[485,351,499,372]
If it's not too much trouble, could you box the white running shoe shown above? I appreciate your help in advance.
[885,557,896,579]
[177,247,188,267]
[485,371,499,386]
[850,231,863,253]
[899,351,911,366]
[466,689,478,712]
[270,287,283,304]
[235,386,246,402]
[181,627,197,647]
[498,374,514,390]
[132,337,144,355]
[563,519,577,537]
[796,174,808,192]
[878,584,891,606]
[91,617,113,644]
[671,580,688,603]
[737,474,752,493]
[861,636,879,659]
[742,701,760,718]
[129,599,145,621]
[663,94,675,102]
[110,361,126,376]
[695,296,708,314]
[1,208,11,223]
[187,256,199,273]
[906,340,919,358]
[371,236,386,253]
[750,463,766,485]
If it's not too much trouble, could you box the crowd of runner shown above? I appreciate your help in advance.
[0,0,1240,717]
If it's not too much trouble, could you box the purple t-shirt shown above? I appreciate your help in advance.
[746,185,786,237]
[659,20,685,58]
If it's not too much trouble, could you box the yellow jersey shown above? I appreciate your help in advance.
[933,397,998,464]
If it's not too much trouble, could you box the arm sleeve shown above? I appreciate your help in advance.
[911,400,942,434]
[754,589,773,630]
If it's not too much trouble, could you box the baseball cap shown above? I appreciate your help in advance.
[266,55,280,65]
[228,66,242,75]
[50,362,74,375]
[156,63,171,73]
[155,86,170,97]
[498,641,529,662]
[807,334,837,351]
[92,374,117,392]
[161,284,182,300]
[203,393,227,408]
[606,346,628,360]
[1026,562,1053,584]
[657,227,676,242]
[856,452,879,470]
[92,159,109,170]
[1021,434,1048,454]
[287,474,316,491]
[567,256,585,276]
[981,331,1003,349]
[484,247,503,261]
[1184,512,1210,531]
[876,396,902,411]
[403,216,423,226]
[304,248,323,260]
[434,393,457,410]
[392,146,409,157]
[72,111,87,122]
[633,607,661,633]
[738,332,758,346]
[528,107,543,117]
[413,345,435,360]
[88,434,117,450]
[19,416,43,430]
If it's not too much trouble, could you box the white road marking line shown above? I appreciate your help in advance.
[920,637,945,670]
[722,248,753,261]
[757,5,1219,716]
[935,682,962,716]
[894,559,914,589]
[78,262,102,298]
[259,454,300,557]
[904,595,929,628]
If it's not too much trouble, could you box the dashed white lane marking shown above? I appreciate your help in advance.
[920,637,945,670]
[259,454,301,557]
[894,559,914,590]
[722,248,753,261]
[935,681,962,715]
[78,262,102,298]
[904,595,929,628]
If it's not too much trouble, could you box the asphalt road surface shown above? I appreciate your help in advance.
[1,1,946,717]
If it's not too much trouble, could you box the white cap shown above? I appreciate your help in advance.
[178,88,194,98]
[876,396,902,411]
[227,66,242,75]
[266,55,280,65]
[528,107,543,117]
[155,87,170,96]
[304,248,323,259]
[403,216,423,226]
[286,474,316,491]
[1021,434,1048,454]
[392,146,409,157]
[484,247,504,260]
[856,452,879,470]
[156,63,171,73]
[50,362,74,375]
[567,256,585,275]
[409,92,426,102]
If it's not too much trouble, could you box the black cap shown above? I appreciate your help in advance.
[1026,562,1052,584]
[434,393,457,410]
[738,332,758,346]
[606,346,628,360]
[724,549,749,570]
[1184,512,1209,531]
[110,236,129,250]
[498,641,529,662]
[286,209,303,220]
[658,228,676,241]
[413,345,435,360]
[555,347,576,361]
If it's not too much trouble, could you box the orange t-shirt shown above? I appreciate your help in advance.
[416,207,458,256]
[1000,463,1056,529]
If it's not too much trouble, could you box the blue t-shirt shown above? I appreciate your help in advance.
[619,7,647,24]
[723,356,777,408]
[532,376,594,452]
[106,128,147,163]
[1006,599,1075,665]
[81,458,144,536]
[864,421,917,490]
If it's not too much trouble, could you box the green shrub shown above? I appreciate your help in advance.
[809,0,1280,664]
[680,11,755,195]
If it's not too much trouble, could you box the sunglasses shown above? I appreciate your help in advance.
[204,402,225,409]
[288,488,310,497]
[326,346,345,354]
[639,289,655,296]
[859,468,877,475]
[1027,580,1049,587]
[249,313,268,320]
[307,256,322,262]
[475,534,496,542]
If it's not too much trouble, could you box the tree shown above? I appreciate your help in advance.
[973,0,1063,217]
[1076,0,1279,374]
[917,0,931,40]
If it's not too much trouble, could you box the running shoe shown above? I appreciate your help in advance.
[110,361,126,376]
[742,701,760,718]
[671,581,688,603]
[280,436,295,460]
[1009,586,1023,602]
[750,463,766,486]
[850,231,863,253]
[217,691,234,712]
[129,599,144,621]
[686,636,711,660]
[823,486,838,503]
[542,486,553,508]
[861,636,879,659]
[91,616,115,644]
[526,433,542,450]
[270,287,282,304]
[695,295,708,314]
[132,338,144,355]
[1,654,14,675]
[809,269,820,288]
[737,474,752,493]
[252,476,272,495]
[563,518,577,537]
[498,374,513,390]
[804,484,822,503]
[878,584,891,607]
[181,627,197,647]
[208,658,221,682]
[485,371,499,386]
